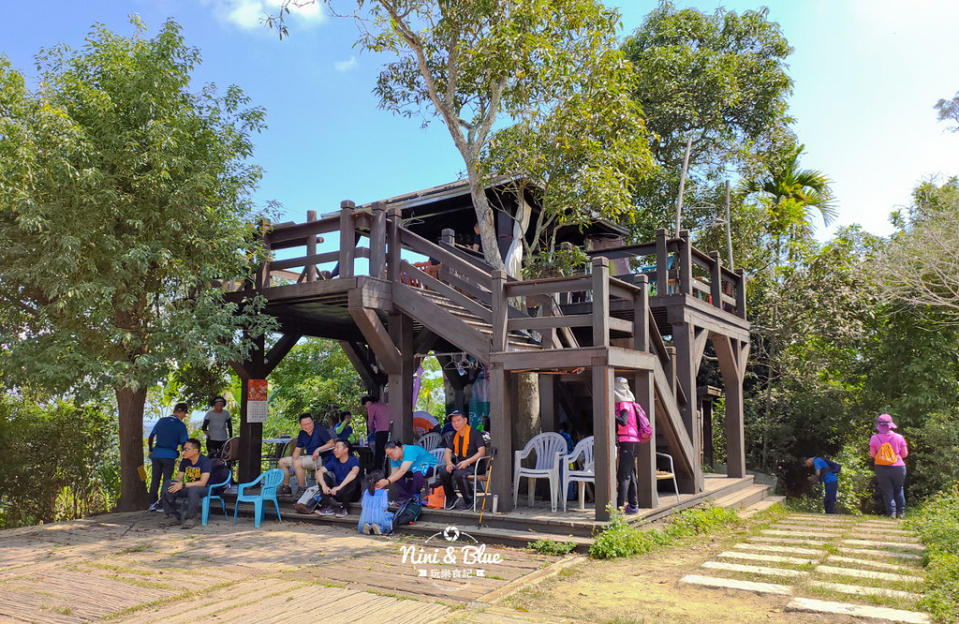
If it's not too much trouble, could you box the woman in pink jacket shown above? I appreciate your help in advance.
[615,377,645,515]
[869,413,909,519]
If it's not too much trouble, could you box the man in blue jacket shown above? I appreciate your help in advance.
[147,402,189,510]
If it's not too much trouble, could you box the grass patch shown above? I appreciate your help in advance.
[589,504,740,559]
[905,483,959,623]
[526,538,577,556]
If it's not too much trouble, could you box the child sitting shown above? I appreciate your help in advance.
[358,471,394,535]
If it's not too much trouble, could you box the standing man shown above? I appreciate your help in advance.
[147,402,189,511]
[161,438,211,528]
[201,396,232,458]
[438,410,486,510]
[362,395,391,472]
[377,441,439,503]
[278,413,335,496]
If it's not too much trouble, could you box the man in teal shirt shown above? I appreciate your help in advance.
[377,441,438,503]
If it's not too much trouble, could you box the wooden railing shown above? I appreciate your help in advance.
[586,227,746,319]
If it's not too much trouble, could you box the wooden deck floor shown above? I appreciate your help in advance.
[0,510,565,624]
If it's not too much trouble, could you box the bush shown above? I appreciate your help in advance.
[527,539,577,556]
[906,483,959,623]
[589,504,741,559]
[0,396,118,528]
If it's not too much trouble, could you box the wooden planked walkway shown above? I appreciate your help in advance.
[0,511,561,624]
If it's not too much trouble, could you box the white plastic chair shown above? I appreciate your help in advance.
[656,452,681,503]
[417,432,441,451]
[429,447,447,463]
[513,432,566,512]
[561,436,594,512]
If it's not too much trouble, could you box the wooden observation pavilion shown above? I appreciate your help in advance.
[228,181,750,522]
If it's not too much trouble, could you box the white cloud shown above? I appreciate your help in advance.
[204,0,326,31]
[334,56,357,72]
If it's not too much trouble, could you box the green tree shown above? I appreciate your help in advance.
[622,1,794,237]
[0,20,272,510]
[935,90,959,131]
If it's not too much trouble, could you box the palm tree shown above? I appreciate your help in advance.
[742,143,836,263]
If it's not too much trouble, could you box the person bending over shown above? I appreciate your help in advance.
[377,441,438,503]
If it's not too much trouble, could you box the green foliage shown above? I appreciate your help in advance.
[935,91,959,132]
[906,483,959,623]
[589,504,740,559]
[522,246,590,279]
[0,395,118,528]
[0,18,274,507]
[526,538,577,556]
[622,0,794,236]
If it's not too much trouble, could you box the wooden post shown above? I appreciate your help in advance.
[388,313,414,444]
[591,257,610,348]
[735,268,747,319]
[491,269,507,352]
[388,207,401,284]
[655,228,668,297]
[539,374,556,433]
[306,210,317,282]
[235,337,265,484]
[678,229,692,295]
[702,395,714,468]
[339,200,355,279]
[592,357,615,521]
[489,365,513,512]
[369,202,386,280]
[633,274,649,351]
[672,322,703,492]
[635,371,658,509]
[715,336,747,479]
[665,345,677,400]
[709,251,722,309]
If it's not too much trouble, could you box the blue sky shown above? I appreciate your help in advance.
[1,0,957,240]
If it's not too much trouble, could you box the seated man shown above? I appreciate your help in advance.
[161,438,210,529]
[310,439,362,517]
[278,413,335,496]
[438,410,486,510]
[376,441,438,503]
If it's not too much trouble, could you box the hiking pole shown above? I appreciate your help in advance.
[477,461,493,528]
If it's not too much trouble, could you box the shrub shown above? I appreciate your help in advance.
[527,539,577,556]
[589,504,741,559]
[0,396,118,528]
[906,483,959,623]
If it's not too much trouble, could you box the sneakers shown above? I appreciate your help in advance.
[446,497,467,510]
[334,504,348,518]
[362,523,372,535]
[277,484,293,497]
[314,505,335,517]
[371,523,382,535]
[294,502,312,514]
[147,501,160,512]
[624,505,639,515]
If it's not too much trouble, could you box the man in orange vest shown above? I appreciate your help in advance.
[438,410,486,510]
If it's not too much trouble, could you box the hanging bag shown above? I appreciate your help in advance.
[633,402,653,443]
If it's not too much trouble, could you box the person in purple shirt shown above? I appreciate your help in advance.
[870,413,909,519]
[362,395,391,472]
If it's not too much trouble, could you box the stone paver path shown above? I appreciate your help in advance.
[680,513,931,623]
[0,511,561,624]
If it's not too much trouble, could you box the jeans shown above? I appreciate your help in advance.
[161,485,206,520]
[373,431,389,473]
[616,442,639,508]
[148,457,177,505]
[206,439,225,458]
[875,465,906,517]
[823,480,838,514]
[438,465,475,507]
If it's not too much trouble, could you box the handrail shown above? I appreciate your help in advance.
[397,227,493,289]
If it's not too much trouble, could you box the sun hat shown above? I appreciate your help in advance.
[876,413,897,430]
[614,377,635,403]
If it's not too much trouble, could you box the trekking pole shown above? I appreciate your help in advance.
[477,461,493,528]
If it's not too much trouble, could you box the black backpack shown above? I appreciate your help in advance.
[393,497,422,526]
[821,458,841,481]
[209,458,231,493]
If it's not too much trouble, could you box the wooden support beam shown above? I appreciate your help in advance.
[388,207,401,285]
[339,201,355,279]
[714,334,748,478]
[655,228,668,296]
[264,333,301,375]
[237,334,266,484]
[678,230,692,295]
[693,327,710,373]
[388,313,415,444]
[635,371,658,509]
[539,374,557,433]
[491,269,508,352]
[709,250,722,310]
[633,275,649,351]
[306,210,317,282]
[591,257,610,348]
[592,357,616,521]
[671,322,703,491]
[488,365,513,512]
[340,340,381,394]
[735,268,747,319]
[393,284,491,364]
[349,306,401,374]
[369,202,386,279]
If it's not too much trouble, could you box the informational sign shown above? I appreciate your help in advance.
[247,379,268,423]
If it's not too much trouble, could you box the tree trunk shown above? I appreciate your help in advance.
[465,171,507,271]
[512,372,541,446]
[115,386,148,511]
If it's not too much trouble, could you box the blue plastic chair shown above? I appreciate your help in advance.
[233,468,283,528]
[201,473,232,526]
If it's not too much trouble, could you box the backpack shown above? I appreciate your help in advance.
[634,403,653,444]
[875,442,899,466]
[824,459,841,475]
[393,497,422,526]
[209,458,231,493]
